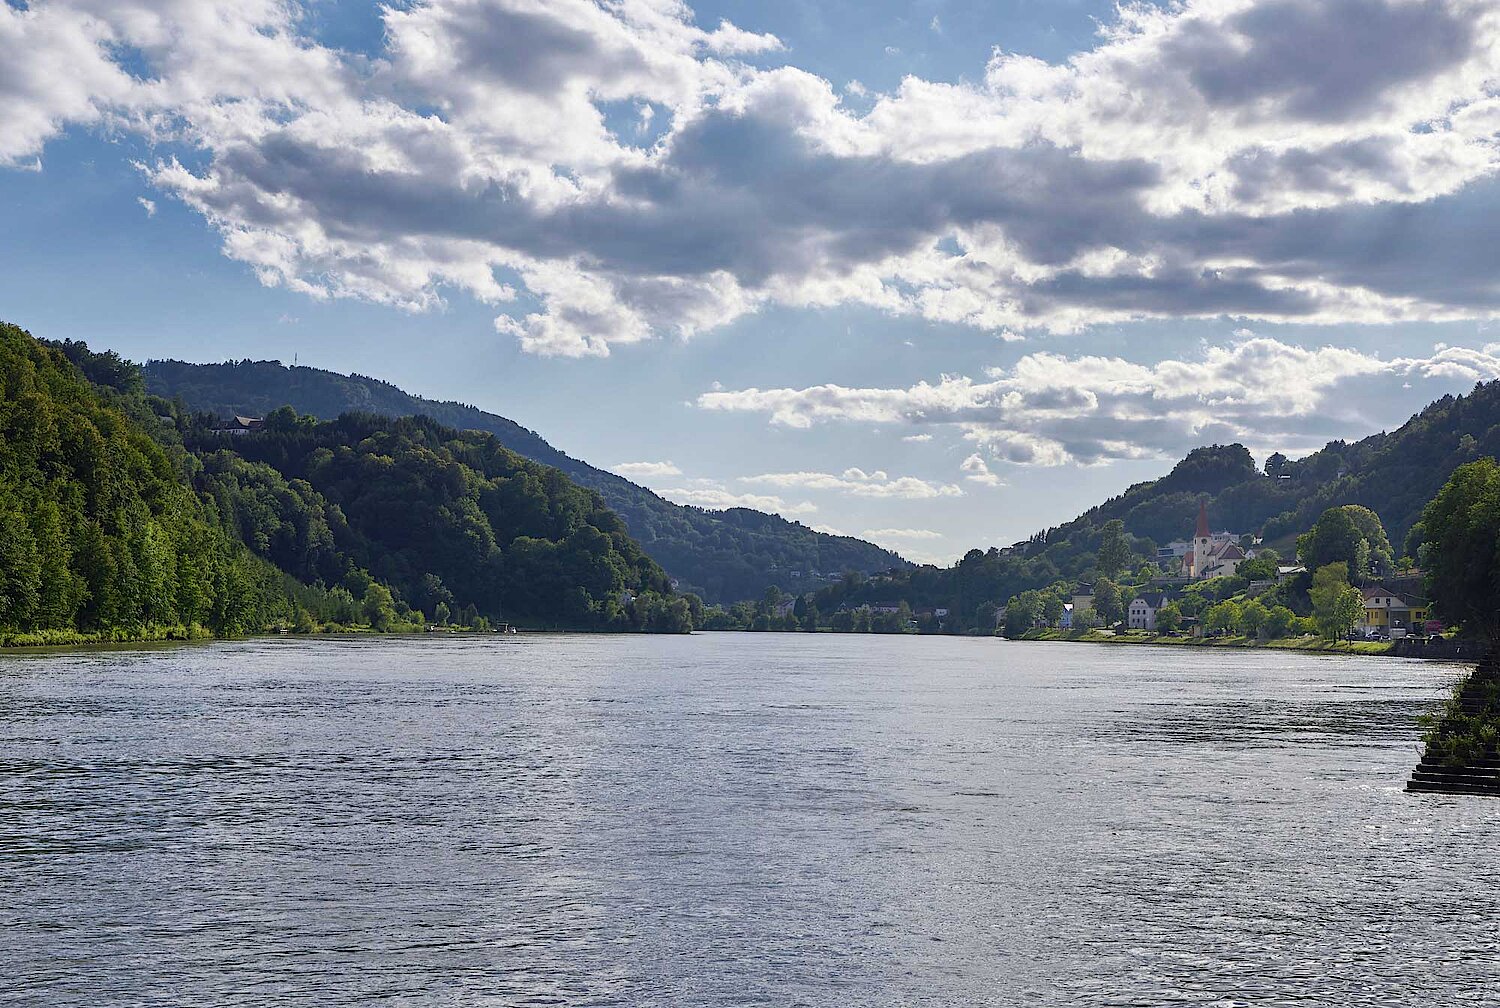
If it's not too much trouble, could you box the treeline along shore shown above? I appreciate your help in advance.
[1018,627,1482,662]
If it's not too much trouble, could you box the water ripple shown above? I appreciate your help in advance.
[1,634,1496,1005]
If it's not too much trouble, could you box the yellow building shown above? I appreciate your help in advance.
[1361,586,1430,633]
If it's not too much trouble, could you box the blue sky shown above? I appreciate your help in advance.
[5,0,1500,563]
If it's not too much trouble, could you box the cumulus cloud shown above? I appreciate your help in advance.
[0,3,134,166]
[6,0,1500,355]
[863,527,943,540]
[741,467,963,499]
[960,453,1004,486]
[698,336,1500,466]
[137,197,157,217]
[612,460,682,478]
[659,484,816,515]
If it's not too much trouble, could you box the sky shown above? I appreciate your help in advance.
[5,0,1500,564]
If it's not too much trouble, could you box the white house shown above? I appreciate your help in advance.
[1127,592,1173,631]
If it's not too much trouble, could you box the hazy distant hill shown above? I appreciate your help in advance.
[145,358,908,601]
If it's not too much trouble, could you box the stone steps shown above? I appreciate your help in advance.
[1407,763,1500,796]
[1407,778,1500,796]
[1405,659,1500,796]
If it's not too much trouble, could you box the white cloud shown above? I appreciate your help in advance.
[960,453,1004,486]
[612,460,683,478]
[0,3,134,166]
[7,0,1500,355]
[699,335,1500,465]
[862,527,943,540]
[741,467,963,498]
[137,197,157,217]
[902,433,933,442]
[660,485,816,515]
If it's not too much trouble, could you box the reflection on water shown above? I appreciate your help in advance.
[2,633,1497,1006]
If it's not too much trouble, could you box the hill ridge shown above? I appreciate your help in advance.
[144,357,909,602]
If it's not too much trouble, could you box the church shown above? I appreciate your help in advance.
[1182,501,1250,580]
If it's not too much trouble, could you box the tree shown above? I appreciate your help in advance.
[1417,458,1500,645]
[682,593,705,630]
[1297,506,1393,584]
[1238,548,1282,584]
[1004,590,1043,637]
[0,511,41,630]
[1204,600,1241,636]
[1238,599,1268,638]
[1155,603,1182,633]
[1040,594,1065,627]
[1093,577,1123,627]
[1096,519,1130,579]
[1310,562,1363,640]
[1263,605,1296,640]
[1265,452,1289,478]
[361,583,400,631]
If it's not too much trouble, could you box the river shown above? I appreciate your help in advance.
[3,633,1497,1005]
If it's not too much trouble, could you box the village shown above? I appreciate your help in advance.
[1009,501,1433,642]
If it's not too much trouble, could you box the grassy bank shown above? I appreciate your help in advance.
[0,620,431,651]
[1020,627,1394,655]
[0,624,215,649]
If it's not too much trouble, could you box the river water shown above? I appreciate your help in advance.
[2,633,1497,1006]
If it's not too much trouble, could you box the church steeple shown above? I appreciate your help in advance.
[1188,500,1212,578]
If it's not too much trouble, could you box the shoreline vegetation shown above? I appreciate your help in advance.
[1019,627,1401,657]
[0,620,481,651]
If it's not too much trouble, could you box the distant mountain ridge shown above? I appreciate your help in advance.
[145,358,908,601]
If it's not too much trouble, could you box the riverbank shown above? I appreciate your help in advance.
[0,624,216,649]
[0,622,483,651]
[1020,627,1397,656]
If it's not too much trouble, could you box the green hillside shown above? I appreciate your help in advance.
[5,323,691,640]
[0,322,308,642]
[180,409,680,630]
[144,358,908,601]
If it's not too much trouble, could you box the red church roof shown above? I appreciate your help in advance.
[1195,500,1210,539]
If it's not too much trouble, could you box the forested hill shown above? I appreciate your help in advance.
[6,321,691,638]
[144,358,907,601]
[180,410,680,630]
[1059,379,1500,558]
[0,323,308,642]
[811,380,1500,631]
